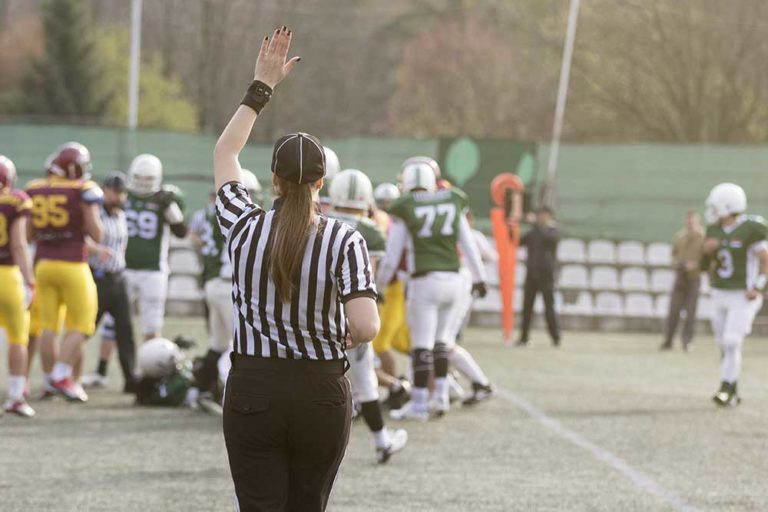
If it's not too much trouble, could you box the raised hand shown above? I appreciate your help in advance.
[254,26,300,89]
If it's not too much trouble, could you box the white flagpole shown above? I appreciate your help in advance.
[128,0,143,130]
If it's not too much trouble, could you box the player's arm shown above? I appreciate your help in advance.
[214,27,299,191]
[748,243,768,300]
[376,219,408,291]
[10,216,34,287]
[82,202,104,243]
[188,211,204,249]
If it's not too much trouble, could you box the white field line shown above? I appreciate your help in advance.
[496,388,703,512]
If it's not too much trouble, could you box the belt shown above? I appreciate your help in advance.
[411,269,458,279]
[231,353,345,375]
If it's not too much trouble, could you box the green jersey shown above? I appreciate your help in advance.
[387,188,468,274]
[327,211,386,257]
[125,185,186,271]
[191,204,228,282]
[706,215,768,290]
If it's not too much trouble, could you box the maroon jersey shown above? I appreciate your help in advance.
[26,177,103,263]
[0,188,32,265]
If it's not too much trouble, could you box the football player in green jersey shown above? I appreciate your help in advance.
[378,158,487,420]
[702,183,768,407]
[189,170,261,398]
[123,154,188,340]
[328,168,408,464]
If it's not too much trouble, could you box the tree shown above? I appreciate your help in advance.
[99,31,199,131]
[17,0,111,122]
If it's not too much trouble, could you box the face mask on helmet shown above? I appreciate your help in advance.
[330,169,373,211]
[129,154,163,195]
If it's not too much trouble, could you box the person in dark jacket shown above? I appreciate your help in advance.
[517,206,561,347]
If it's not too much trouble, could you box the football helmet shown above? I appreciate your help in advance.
[401,156,441,179]
[330,169,373,211]
[401,160,437,193]
[323,147,340,181]
[0,155,17,188]
[705,183,746,224]
[129,154,163,195]
[137,338,182,378]
[45,142,92,180]
[373,183,400,209]
[241,169,264,204]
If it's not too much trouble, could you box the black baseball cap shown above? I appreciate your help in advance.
[103,171,127,192]
[271,132,325,184]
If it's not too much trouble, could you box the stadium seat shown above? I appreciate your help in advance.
[169,236,194,249]
[616,241,646,265]
[590,266,619,290]
[621,267,649,292]
[517,245,527,262]
[696,296,713,320]
[559,264,589,289]
[514,287,523,313]
[562,291,594,316]
[516,262,527,284]
[594,291,623,316]
[624,292,654,318]
[483,262,500,286]
[472,287,502,313]
[557,238,586,263]
[533,292,563,314]
[650,269,675,292]
[167,275,203,301]
[169,249,202,275]
[654,294,670,318]
[587,239,616,264]
[646,242,672,266]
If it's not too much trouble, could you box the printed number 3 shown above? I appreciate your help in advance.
[716,248,734,279]
[414,204,456,238]
[0,213,7,246]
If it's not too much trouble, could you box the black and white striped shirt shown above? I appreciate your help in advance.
[89,206,127,273]
[216,181,377,360]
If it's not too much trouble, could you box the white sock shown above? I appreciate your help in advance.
[434,377,449,401]
[412,387,429,412]
[8,376,26,401]
[51,362,73,382]
[450,346,490,386]
[720,345,742,383]
[373,428,391,449]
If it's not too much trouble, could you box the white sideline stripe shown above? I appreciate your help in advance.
[497,389,702,512]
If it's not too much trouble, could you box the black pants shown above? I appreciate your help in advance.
[224,355,351,512]
[93,270,136,386]
[664,272,700,346]
[520,275,561,343]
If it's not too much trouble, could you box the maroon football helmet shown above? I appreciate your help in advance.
[45,142,92,180]
[0,155,17,188]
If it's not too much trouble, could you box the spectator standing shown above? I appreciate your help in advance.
[660,210,704,352]
[517,206,561,347]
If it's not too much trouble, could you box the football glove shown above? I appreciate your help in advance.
[471,282,488,299]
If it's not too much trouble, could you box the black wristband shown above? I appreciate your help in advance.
[240,80,273,114]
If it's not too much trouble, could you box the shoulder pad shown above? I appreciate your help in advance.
[81,183,104,204]
[161,184,186,209]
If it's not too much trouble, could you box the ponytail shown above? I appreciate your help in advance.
[270,176,316,302]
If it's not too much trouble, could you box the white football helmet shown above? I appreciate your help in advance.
[373,183,400,209]
[401,161,437,193]
[129,154,163,195]
[705,183,747,224]
[330,169,373,211]
[323,147,340,181]
[401,156,441,179]
[137,338,182,378]
[241,169,261,195]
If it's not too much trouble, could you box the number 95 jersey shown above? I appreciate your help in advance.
[125,185,186,271]
[387,188,469,275]
[706,215,768,290]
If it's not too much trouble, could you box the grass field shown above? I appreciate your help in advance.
[3,319,768,512]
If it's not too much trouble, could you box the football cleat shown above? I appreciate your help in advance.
[712,382,740,408]
[429,393,450,418]
[659,342,672,351]
[463,382,494,406]
[384,379,411,410]
[3,399,36,418]
[39,380,58,400]
[389,401,429,422]
[52,378,89,402]
[447,372,466,403]
[81,373,109,389]
[376,428,408,464]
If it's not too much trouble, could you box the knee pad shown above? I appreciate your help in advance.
[412,348,433,388]
[433,342,449,378]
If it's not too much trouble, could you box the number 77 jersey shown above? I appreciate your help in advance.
[387,188,469,274]
[706,215,768,290]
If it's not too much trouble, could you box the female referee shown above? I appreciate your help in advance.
[213,27,380,511]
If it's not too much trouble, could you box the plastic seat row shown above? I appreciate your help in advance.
[554,239,672,266]
[559,265,683,292]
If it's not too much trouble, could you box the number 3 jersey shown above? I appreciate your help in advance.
[26,176,103,262]
[0,188,32,265]
[706,215,768,290]
[125,185,186,272]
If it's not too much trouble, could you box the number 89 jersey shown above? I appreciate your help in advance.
[706,215,768,290]
[387,188,468,275]
[125,185,186,271]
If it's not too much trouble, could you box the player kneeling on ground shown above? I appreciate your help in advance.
[329,169,408,463]
[702,183,768,407]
